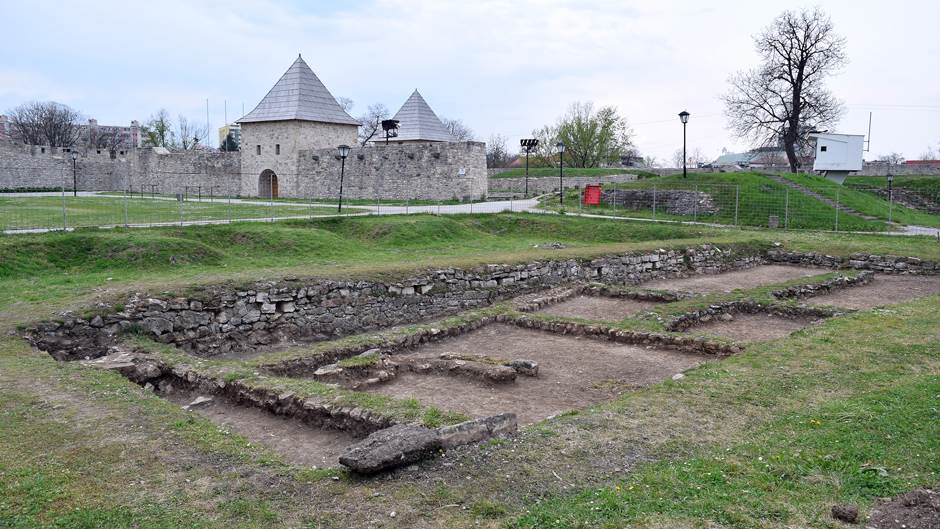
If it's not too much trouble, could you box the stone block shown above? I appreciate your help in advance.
[339,425,442,474]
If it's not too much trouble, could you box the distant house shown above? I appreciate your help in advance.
[905,160,940,165]
[711,145,813,170]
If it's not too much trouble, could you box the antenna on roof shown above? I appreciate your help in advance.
[864,112,872,152]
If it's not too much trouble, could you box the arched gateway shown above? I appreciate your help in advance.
[258,169,278,198]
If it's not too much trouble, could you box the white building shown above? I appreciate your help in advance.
[810,133,865,184]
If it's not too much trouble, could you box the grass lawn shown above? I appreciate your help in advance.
[0,195,364,231]
[1,213,939,527]
[543,172,888,231]
[781,173,940,228]
[846,174,940,195]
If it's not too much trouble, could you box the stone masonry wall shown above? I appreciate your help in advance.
[133,149,241,196]
[31,244,764,360]
[488,173,638,194]
[1,135,484,200]
[296,142,488,201]
[601,188,719,215]
[239,120,359,197]
[857,163,940,176]
[0,140,240,194]
[766,250,939,274]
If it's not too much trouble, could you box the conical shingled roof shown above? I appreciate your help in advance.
[379,90,456,142]
[238,55,358,125]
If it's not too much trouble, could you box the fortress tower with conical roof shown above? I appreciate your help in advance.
[371,90,456,144]
[238,55,358,198]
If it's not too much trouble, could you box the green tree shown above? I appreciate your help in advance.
[141,109,176,149]
[533,102,636,168]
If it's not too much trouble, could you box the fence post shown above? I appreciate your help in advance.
[887,188,893,223]
[784,188,789,229]
[834,187,840,231]
[178,192,184,226]
[123,188,129,227]
[652,185,657,220]
[734,185,740,227]
[61,185,68,230]
[508,197,512,213]
[405,198,410,215]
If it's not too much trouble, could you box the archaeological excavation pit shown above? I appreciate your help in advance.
[681,312,822,342]
[355,323,708,425]
[536,295,662,322]
[641,264,828,294]
[77,350,396,469]
[805,274,940,310]
[163,388,357,467]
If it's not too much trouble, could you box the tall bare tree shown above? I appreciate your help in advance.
[441,117,474,141]
[356,103,390,146]
[724,8,847,172]
[877,152,905,165]
[336,97,355,113]
[6,101,82,147]
[177,115,207,150]
[673,147,708,169]
[486,134,511,168]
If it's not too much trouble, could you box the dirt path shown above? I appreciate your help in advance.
[641,265,826,293]
[367,324,706,425]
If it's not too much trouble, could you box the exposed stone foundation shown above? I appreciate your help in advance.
[771,271,874,299]
[665,300,843,332]
[766,250,939,274]
[30,244,764,360]
[601,188,719,215]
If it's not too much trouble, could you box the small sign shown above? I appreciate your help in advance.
[458,168,466,177]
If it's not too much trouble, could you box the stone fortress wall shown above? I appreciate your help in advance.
[0,138,486,199]
[0,140,241,195]
[296,142,488,201]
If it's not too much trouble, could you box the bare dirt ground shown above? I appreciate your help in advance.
[867,488,940,529]
[807,274,940,310]
[641,265,827,293]
[687,313,820,342]
[367,324,706,425]
[536,295,660,321]
[164,389,356,467]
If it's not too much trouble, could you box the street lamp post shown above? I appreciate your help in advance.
[70,151,78,197]
[337,144,350,213]
[678,111,690,179]
[520,139,538,197]
[556,141,566,205]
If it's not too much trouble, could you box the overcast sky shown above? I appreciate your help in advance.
[1,0,938,164]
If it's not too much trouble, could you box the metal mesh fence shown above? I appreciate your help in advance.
[563,179,940,232]
[2,170,940,234]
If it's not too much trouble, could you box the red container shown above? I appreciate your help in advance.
[583,184,602,205]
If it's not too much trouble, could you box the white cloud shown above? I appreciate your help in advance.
[0,0,937,158]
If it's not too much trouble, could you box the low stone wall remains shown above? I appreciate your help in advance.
[666,300,843,332]
[30,245,764,360]
[487,173,638,194]
[771,271,874,299]
[601,188,719,215]
[766,250,939,274]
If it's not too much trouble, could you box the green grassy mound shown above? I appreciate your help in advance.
[547,172,889,231]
